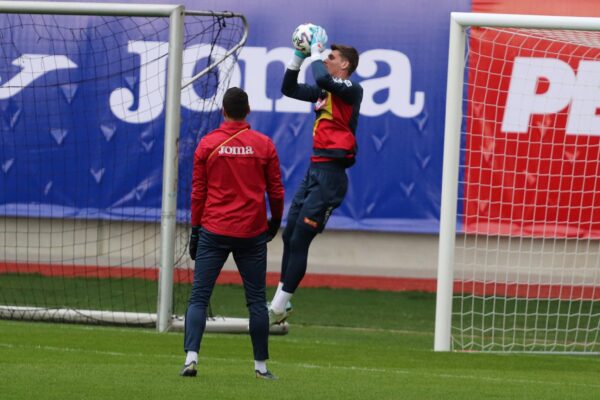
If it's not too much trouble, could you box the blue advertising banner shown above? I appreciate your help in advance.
[0,0,471,233]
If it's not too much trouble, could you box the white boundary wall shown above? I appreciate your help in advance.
[0,217,439,279]
[4,218,594,282]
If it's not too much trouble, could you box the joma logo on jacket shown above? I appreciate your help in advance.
[218,146,255,155]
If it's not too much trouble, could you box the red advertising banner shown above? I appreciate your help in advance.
[463,27,600,238]
[472,0,600,18]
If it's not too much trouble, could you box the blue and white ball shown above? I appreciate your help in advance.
[292,23,316,55]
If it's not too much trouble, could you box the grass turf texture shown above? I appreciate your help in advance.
[1,284,600,399]
[2,273,599,351]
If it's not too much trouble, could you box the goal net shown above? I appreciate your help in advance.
[0,2,285,333]
[435,13,600,353]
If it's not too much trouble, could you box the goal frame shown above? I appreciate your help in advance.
[434,12,600,352]
[0,1,288,335]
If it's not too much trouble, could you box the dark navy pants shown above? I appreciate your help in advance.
[280,162,348,293]
[184,228,269,361]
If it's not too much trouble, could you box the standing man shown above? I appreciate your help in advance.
[268,27,363,324]
[181,87,284,380]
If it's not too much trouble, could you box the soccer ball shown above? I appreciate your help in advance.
[292,23,316,55]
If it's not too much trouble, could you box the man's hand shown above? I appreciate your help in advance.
[189,226,200,260]
[310,26,328,53]
[266,219,281,242]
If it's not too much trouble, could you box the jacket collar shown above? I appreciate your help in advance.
[219,120,250,135]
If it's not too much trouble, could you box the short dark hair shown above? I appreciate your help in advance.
[222,87,250,120]
[331,44,359,75]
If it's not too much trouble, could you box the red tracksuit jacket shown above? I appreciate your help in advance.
[191,120,284,238]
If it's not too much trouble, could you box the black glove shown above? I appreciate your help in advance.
[189,226,200,260]
[266,219,281,242]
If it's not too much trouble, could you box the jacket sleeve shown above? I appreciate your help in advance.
[281,68,322,102]
[190,143,208,226]
[265,140,285,221]
[311,60,362,104]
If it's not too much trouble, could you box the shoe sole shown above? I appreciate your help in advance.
[180,363,198,377]
[255,371,278,380]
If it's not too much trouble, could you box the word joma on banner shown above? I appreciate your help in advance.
[0,42,425,123]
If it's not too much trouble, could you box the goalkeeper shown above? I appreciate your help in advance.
[181,87,285,380]
[268,27,363,324]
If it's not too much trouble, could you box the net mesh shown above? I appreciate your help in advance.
[0,11,245,325]
[452,26,600,352]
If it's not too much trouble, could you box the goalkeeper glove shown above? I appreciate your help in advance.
[266,219,281,242]
[294,49,308,59]
[310,26,328,54]
[189,226,200,260]
[288,50,307,71]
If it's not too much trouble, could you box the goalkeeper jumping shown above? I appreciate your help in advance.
[268,26,363,324]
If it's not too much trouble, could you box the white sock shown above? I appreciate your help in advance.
[254,360,267,373]
[185,351,198,365]
[272,281,284,301]
[269,282,284,307]
[271,289,293,314]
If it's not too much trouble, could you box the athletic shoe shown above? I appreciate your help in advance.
[268,306,287,325]
[180,361,198,377]
[255,369,278,380]
[268,300,294,325]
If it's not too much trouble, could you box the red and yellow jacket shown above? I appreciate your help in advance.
[282,60,363,167]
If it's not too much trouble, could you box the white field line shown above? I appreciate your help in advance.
[1,342,599,389]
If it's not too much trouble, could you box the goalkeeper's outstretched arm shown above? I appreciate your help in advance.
[281,54,321,102]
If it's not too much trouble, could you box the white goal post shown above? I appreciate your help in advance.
[435,12,600,352]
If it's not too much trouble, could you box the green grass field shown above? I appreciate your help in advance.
[1,284,600,399]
